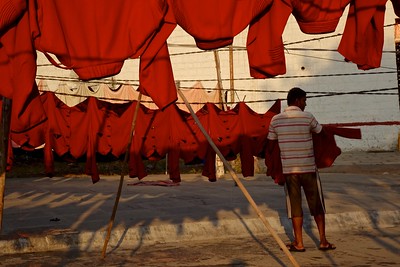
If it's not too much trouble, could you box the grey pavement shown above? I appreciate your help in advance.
[0,151,399,256]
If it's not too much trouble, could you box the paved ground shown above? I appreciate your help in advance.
[0,151,399,265]
[0,227,398,266]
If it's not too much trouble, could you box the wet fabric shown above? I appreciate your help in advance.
[168,0,273,50]
[7,94,284,183]
[338,0,388,70]
[247,0,351,79]
[0,0,47,133]
[265,126,362,185]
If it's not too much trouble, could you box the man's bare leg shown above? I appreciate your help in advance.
[291,216,305,249]
[314,213,335,249]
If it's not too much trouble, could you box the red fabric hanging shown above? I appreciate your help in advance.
[199,102,280,181]
[138,104,185,182]
[233,100,280,177]
[168,0,273,50]
[0,0,47,133]
[207,103,241,160]
[247,0,292,79]
[292,0,351,34]
[97,100,136,158]
[84,97,105,183]
[41,92,69,158]
[129,103,150,180]
[200,104,241,181]
[179,104,210,164]
[138,4,177,109]
[59,100,90,160]
[265,126,362,185]
[92,102,113,157]
[41,92,69,177]
[0,0,26,34]
[338,0,388,70]
[31,0,164,76]
[313,126,362,168]
[9,121,45,151]
[247,0,350,79]
[167,105,197,183]
[29,0,177,109]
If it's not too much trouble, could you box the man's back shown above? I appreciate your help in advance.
[268,106,322,174]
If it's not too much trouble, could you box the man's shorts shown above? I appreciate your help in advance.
[284,172,325,218]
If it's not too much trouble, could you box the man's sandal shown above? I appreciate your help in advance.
[319,243,336,251]
[287,244,306,252]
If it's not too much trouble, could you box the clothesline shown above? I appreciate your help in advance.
[37,80,220,110]
[37,78,397,101]
[39,87,397,99]
[168,22,395,51]
[36,70,396,84]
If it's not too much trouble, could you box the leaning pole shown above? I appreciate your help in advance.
[177,89,300,267]
[102,93,142,258]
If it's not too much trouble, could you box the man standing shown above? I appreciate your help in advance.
[267,87,336,252]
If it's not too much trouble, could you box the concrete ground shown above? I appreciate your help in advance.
[0,151,399,260]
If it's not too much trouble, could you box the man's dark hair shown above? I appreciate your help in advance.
[287,87,306,106]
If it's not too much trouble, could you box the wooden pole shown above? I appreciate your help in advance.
[213,50,225,110]
[102,93,142,258]
[177,89,300,267]
[213,49,226,177]
[395,18,400,108]
[0,97,12,233]
[229,45,235,105]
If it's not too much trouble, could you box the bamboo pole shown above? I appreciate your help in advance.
[213,50,225,110]
[177,89,300,267]
[102,93,142,258]
[0,97,12,233]
[395,18,400,109]
[229,45,234,104]
[213,49,226,177]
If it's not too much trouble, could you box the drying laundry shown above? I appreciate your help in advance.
[265,126,362,185]
[168,0,273,50]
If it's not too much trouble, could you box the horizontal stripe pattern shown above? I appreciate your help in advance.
[268,106,322,174]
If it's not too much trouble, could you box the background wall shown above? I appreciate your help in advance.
[36,2,400,152]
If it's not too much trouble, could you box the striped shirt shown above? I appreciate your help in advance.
[267,106,322,174]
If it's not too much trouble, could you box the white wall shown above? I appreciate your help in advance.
[36,2,400,152]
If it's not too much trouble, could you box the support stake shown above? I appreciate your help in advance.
[102,93,142,258]
[0,97,12,233]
